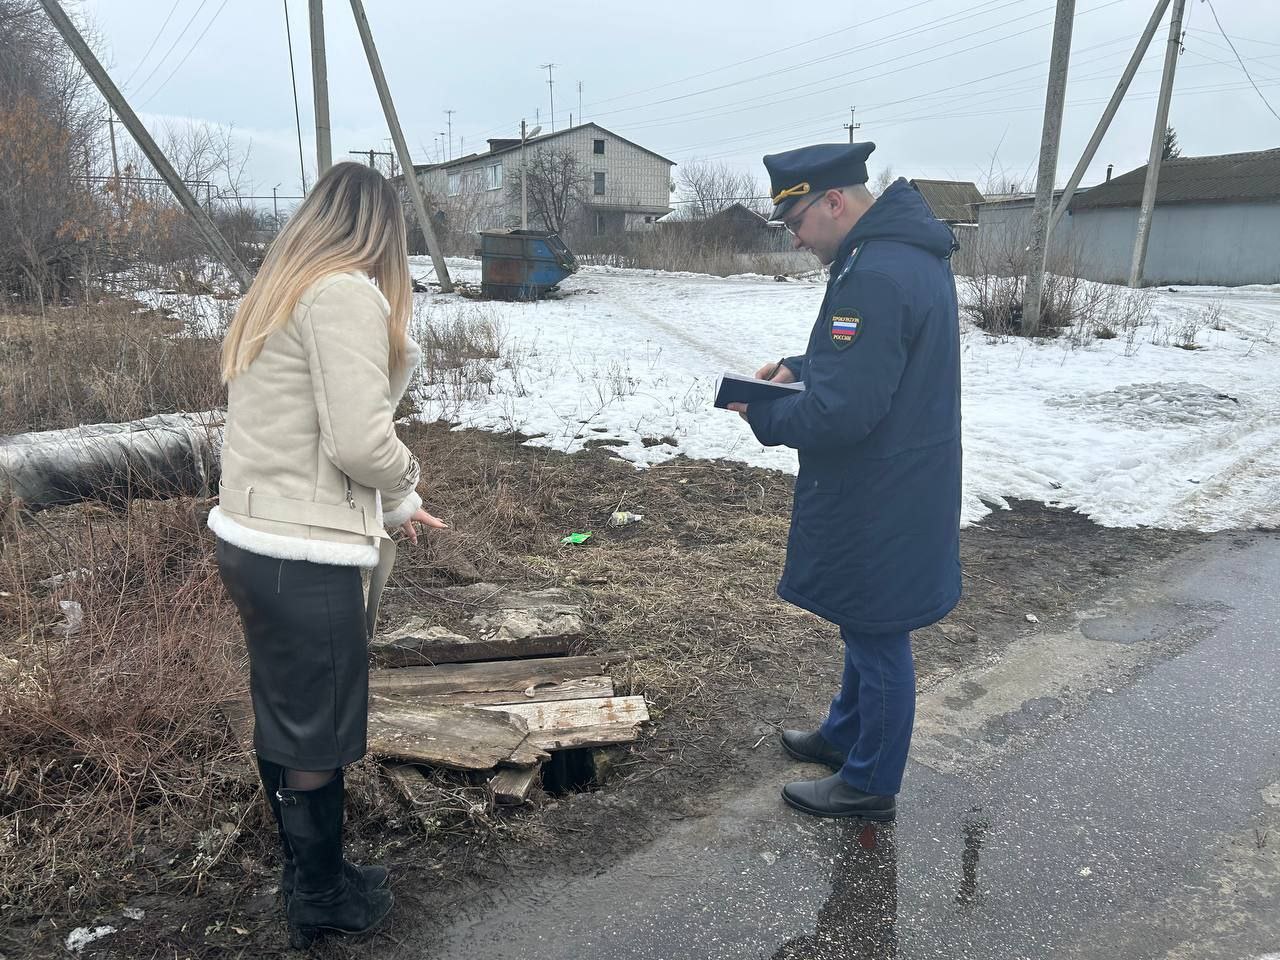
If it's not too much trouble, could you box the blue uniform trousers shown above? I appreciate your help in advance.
[818,628,916,796]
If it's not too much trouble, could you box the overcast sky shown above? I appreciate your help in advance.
[79,0,1280,209]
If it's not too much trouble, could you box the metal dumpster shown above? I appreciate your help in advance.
[478,229,579,300]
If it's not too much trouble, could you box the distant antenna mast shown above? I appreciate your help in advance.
[540,62,557,131]
[578,80,583,125]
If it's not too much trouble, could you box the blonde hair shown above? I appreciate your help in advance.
[221,161,411,382]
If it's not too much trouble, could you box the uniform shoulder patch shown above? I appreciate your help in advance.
[829,310,863,350]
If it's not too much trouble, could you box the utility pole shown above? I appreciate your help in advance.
[36,0,251,291]
[348,148,394,175]
[1049,0,1173,236]
[843,106,861,143]
[541,63,557,132]
[1129,0,1187,288]
[104,110,120,181]
[348,0,452,291]
[1022,0,1076,336]
[444,109,454,160]
[309,0,332,176]
[521,119,528,229]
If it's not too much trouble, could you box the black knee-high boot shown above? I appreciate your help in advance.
[276,771,394,948]
[255,759,388,903]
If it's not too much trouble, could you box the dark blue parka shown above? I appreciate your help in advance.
[746,180,962,634]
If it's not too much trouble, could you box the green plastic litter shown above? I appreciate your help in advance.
[559,532,592,545]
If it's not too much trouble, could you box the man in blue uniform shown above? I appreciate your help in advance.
[727,142,962,821]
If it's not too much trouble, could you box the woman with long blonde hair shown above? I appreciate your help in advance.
[210,161,444,948]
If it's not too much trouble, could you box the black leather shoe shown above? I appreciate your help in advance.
[782,774,896,821]
[780,729,847,772]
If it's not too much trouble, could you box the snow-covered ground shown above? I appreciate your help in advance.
[407,257,1280,532]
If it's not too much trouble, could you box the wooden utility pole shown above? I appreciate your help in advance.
[36,0,251,292]
[1129,0,1187,288]
[105,110,120,181]
[310,0,332,175]
[1049,0,1173,236]
[1022,0,1075,336]
[348,0,453,291]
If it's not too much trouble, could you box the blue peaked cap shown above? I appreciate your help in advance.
[763,142,876,220]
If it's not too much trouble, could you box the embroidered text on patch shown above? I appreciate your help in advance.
[830,313,862,349]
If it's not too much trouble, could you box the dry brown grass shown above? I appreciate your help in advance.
[0,499,250,914]
[0,297,225,434]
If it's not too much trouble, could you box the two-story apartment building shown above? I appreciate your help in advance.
[401,122,674,244]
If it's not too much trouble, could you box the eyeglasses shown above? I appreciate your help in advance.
[781,194,823,236]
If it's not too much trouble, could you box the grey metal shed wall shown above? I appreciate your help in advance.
[973,201,1280,286]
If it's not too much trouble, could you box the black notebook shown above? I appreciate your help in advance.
[713,372,806,409]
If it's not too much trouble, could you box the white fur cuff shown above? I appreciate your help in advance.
[382,490,422,529]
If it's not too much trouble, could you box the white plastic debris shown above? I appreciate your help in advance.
[1025,613,1040,624]
[65,925,117,953]
[52,600,84,638]
[122,906,145,921]
[608,511,644,527]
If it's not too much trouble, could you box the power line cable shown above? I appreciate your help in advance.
[282,0,309,193]
[120,0,185,89]
[137,0,233,107]
[456,0,1046,147]
[1201,0,1280,122]
[130,0,210,98]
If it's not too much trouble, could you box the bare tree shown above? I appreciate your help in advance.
[503,146,590,234]
[676,159,766,219]
[0,0,101,300]
[870,166,896,197]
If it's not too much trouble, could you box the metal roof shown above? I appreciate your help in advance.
[1071,147,1280,209]
[910,179,985,222]
[410,122,676,174]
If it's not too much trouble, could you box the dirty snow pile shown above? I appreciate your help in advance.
[405,257,1280,533]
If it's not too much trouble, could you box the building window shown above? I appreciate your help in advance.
[594,212,606,235]
[448,172,461,196]
[593,139,605,155]
[594,172,606,196]
[485,162,502,190]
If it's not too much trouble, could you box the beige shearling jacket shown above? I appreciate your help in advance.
[208,270,422,568]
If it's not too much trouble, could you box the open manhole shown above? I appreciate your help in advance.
[541,748,599,796]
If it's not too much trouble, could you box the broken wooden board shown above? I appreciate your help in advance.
[368,655,615,705]
[370,583,586,666]
[367,699,548,770]
[371,615,577,666]
[480,696,649,751]
[489,764,541,806]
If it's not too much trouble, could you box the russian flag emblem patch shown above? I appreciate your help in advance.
[830,312,862,350]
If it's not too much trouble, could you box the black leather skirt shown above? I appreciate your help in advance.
[216,539,369,770]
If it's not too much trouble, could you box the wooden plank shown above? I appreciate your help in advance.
[479,696,649,751]
[371,616,576,666]
[369,655,615,705]
[367,699,548,770]
[489,765,541,806]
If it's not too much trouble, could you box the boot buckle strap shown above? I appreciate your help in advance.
[276,789,299,807]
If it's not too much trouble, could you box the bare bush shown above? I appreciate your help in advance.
[0,297,226,433]
[0,498,250,914]
[577,227,817,277]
